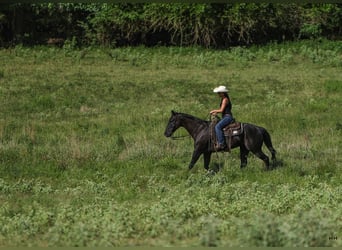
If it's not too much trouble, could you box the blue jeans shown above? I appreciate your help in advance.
[215,115,233,146]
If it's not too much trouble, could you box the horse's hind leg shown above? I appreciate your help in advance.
[252,150,270,170]
[240,145,249,169]
[270,148,277,167]
[266,144,276,165]
[262,129,276,166]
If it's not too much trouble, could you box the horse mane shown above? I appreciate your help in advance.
[177,112,209,124]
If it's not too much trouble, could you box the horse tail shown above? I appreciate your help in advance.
[262,128,276,160]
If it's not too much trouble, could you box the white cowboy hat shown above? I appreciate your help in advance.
[213,86,228,93]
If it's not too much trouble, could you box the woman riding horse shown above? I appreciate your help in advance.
[164,111,277,171]
[210,86,234,151]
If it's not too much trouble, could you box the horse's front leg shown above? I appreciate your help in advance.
[203,152,212,171]
[188,149,202,170]
[240,145,249,169]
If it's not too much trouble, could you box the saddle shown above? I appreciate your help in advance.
[223,121,243,137]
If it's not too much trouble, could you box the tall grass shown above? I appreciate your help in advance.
[0,40,341,246]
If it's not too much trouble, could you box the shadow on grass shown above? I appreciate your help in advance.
[271,158,285,170]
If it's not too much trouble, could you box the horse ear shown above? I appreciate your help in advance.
[171,110,176,115]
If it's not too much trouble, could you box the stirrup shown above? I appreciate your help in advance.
[215,143,226,151]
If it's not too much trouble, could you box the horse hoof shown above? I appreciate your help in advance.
[206,169,216,176]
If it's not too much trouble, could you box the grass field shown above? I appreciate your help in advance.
[0,40,341,246]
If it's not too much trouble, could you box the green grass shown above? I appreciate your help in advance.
[0,40,341,246]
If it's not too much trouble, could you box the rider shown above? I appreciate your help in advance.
[210,85,234,150]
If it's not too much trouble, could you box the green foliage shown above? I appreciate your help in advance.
[299,24,322,39]
[238,208,341,247]
[0,41,341,246]
[0,3,341,47]
[325,80,342,93]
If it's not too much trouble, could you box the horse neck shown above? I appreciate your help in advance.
[180,116,207,139]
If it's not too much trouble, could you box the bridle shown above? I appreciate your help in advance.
[167,118,191,140]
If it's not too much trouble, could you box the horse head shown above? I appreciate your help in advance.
[164,110,181,137]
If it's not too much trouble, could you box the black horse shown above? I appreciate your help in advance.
[164,111,276,171]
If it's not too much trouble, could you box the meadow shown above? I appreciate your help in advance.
[0,40,341,246]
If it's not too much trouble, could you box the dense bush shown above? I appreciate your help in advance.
[0,3,341,47]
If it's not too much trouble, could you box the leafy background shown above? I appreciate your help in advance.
[0,3,341,47]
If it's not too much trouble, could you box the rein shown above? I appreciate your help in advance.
[171,135,190,140]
